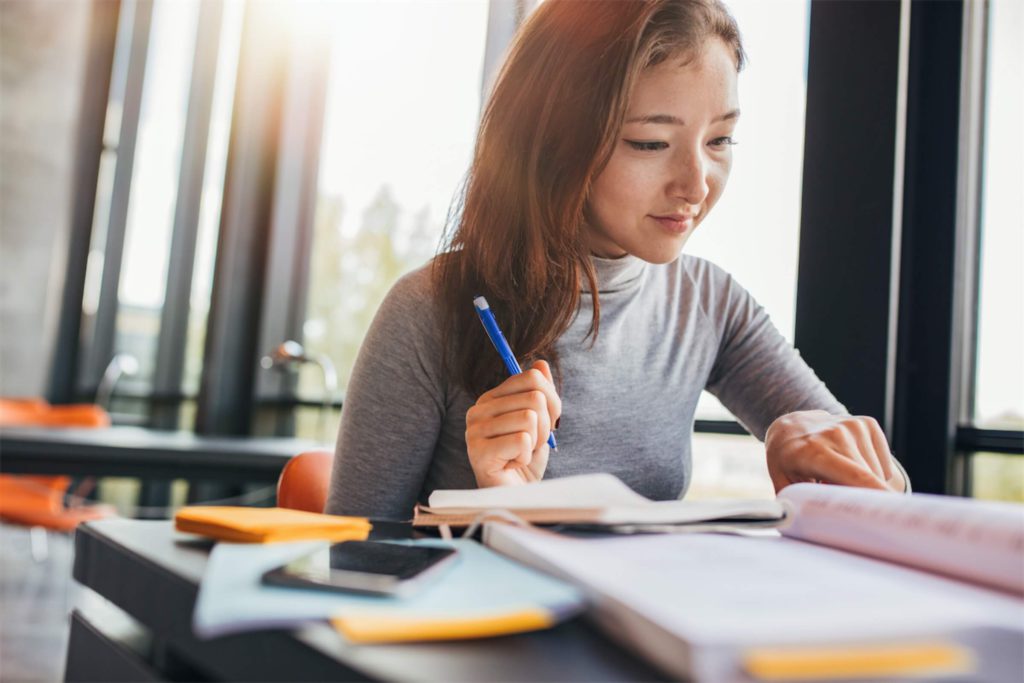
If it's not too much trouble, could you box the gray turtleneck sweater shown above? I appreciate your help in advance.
[325,254,847,520]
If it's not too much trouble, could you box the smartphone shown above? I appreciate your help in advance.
[261,541,458,597]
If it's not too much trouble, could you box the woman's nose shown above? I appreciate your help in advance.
[669,150,709,206]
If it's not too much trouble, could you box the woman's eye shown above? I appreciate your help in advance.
[625,140,668,152]
[709,136,737,148]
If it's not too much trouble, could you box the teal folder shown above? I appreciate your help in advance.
[192,536,584,642]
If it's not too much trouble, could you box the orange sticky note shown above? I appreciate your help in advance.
[743,641,974,680]
[332,608,555,643]
[174,506,371,543]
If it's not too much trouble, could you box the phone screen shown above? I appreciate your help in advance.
[264,541,457,595]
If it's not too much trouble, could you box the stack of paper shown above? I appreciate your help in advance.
[474,482,1024,679]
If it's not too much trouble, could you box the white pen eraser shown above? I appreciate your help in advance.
[473,296,490,310]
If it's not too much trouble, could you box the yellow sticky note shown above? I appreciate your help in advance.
[331,608,555,643]
[743,641,974,680]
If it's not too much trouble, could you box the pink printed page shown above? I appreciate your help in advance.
[778,483,1024,595]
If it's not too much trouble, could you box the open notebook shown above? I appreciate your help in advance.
[413,473,786,530]
[484,484,1024,681]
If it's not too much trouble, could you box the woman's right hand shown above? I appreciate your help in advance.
[465,360,562,488]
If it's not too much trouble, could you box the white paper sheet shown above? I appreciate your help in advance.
[428,473,651,508]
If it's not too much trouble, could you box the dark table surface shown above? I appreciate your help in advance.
[0,426,320,481]
[71,518,668,682]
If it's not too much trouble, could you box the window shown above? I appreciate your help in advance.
[967,0,1024,501]
[114,0,200,393]
[686,0,811,495]
[73,0,242,426]
[181,0,244,403]
[297,2,489,413]
[688,0,810,425]
[973,0,1023,432]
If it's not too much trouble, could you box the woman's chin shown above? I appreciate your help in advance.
[632,236,691,265]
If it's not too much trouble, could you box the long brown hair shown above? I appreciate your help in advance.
[434,0,745,396]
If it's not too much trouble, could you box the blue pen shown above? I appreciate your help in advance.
[473,296,558,451]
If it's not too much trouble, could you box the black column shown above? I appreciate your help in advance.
[194,3,288,437]
[796,0,904,429]
[891,0,968,494]
[150,0,225,431]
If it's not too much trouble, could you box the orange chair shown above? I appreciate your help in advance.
[0,399,115,530]
[276,449,334,513]
[0,399,111,429]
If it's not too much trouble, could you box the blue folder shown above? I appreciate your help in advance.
[192,536,585,642]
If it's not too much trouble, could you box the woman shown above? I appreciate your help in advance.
[326,0,908,520]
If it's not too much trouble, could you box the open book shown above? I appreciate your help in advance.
[483,483,1024,682]
[414,473,786,530]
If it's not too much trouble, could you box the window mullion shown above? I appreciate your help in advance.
[194,2,288,436]
[48,0,122,404]
[82,0,154,395]
[150,0,225,430]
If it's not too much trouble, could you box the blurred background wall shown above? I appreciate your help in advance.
[0,1,89,396]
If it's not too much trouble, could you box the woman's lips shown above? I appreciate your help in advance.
[650,214,694,234]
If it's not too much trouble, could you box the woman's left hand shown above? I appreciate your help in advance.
[765,410,906,493]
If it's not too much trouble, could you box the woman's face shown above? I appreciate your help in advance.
[587,38,740,263]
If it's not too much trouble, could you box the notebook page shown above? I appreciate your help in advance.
[426,473,651,509]
[425,473,786,525]
[599,499,785,524]
[778,483,1024,594]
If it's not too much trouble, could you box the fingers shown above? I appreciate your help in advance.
[795,448,889,490]
[768,466,796,493]
[863,417,895,480]
[472,408,541,448]
[533,359,555,385]
[528,441,550,480]
[478,362,562,428]
[843,419,886,481]
[528,360,562,434]
[467,431,548,488]
[467,391,551,448]
[829,416,893,483]
[766,410,897,493]
[478,432,534,471]
[466,363,561,487]
[823,449,889,490]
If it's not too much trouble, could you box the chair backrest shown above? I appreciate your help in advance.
[0,398,113,530]
[277,450,335,513]
[0,399,110,428]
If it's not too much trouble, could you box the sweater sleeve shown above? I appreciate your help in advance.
[691,258,846,440]
[324,268,447,521]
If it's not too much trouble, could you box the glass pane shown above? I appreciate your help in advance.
[301,1,488,408]
[78,0,138,394]
[974,0,1024,430]
[688,432,774,500]
[181,0,244,400]
[687,0,810,421]
[113,0,201,393]
[970,453,1024,503]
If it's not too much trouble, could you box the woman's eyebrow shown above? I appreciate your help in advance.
[625,109,741,125]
